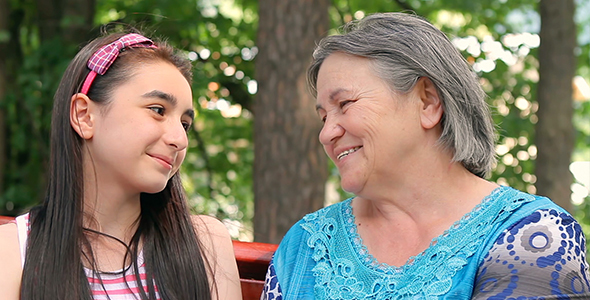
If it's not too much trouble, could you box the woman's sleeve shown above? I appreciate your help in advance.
[261,257,283,300]
[472,208,590,299]
[260,218,316,300]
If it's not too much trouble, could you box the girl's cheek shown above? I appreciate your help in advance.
[177,151,187,168]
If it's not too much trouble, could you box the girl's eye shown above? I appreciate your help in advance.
[149,106,165,116]
[182,122,191,132]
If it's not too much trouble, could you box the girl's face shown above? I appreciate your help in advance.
[87,61,194,195]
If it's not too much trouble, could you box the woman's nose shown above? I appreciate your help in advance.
[319,117,344,145]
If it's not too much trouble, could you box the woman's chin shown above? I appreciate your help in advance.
[340,179,363,196]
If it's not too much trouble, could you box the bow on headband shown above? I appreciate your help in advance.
[80,33,157,95]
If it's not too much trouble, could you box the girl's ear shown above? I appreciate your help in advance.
[416,77,444,129]
[70,93,95,139]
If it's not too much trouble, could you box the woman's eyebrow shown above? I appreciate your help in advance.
[316,88,351,112]
[329,88,350,101]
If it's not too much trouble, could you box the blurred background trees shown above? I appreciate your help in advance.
[253,0,329,243]
[0,0,588,243]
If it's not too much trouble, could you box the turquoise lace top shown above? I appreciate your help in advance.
[262,186,590,299]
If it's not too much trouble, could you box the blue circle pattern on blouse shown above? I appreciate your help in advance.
[475,209,590,299]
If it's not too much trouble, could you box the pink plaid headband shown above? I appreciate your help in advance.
[80,33,157,95]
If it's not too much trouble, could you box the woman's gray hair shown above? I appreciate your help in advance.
[308,12,496,178]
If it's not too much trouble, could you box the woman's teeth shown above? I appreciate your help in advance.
[337,146,361,160]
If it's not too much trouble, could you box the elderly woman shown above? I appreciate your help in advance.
[262,12,590,299]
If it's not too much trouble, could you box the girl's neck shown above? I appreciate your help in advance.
[82,185,142,245]
[81,155,143,243]
[79,182,144,274]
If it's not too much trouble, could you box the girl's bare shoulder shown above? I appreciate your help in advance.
[190,214,242,299]
[0,223,23,300]
[191,215,231,238]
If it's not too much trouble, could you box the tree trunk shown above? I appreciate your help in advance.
[36,0,62,42]
[0,0,8,201]
[36,0,95,43]
[254,0,330,243]
[62,0,96,44]
[535,0,576,212]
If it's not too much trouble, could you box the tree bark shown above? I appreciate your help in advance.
[0,0,8,201]
[62,0,96,44]
[536,0,576,212]
[36,0,62,42]
[254,0,330,243]
[36,0,95,44]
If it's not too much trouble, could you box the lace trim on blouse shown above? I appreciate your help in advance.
[301,186,535,299]
[345,187,502,273]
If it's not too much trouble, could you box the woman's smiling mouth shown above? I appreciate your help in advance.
[337,146,362,160]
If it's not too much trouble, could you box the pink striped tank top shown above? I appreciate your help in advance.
[16,213,161,300]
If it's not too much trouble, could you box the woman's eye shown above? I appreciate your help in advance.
[149,106,165,115]
[339,100,354,108]
[320,115,327,123]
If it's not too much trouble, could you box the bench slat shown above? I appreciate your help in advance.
[240,278,265,300]
[232,240,277,280]
[0,215,14,225]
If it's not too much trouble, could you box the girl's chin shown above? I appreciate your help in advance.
[141,183,169,195]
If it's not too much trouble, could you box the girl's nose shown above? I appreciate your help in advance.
[164,121,188,151]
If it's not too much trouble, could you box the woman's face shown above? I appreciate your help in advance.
[87,61,194,195]
[315,53,423,195]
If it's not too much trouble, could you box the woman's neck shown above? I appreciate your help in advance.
[354,158,497,227]
[351,159,498,267]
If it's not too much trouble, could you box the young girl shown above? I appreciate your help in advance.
[0,32,242,299]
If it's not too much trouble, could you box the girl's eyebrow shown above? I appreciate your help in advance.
[142,90,195,120]
[185,109,195,121]
[142,90,177,105]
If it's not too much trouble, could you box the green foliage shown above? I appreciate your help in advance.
[1,0,589,243]
[1,14,79,213]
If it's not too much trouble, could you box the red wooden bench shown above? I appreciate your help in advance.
[0,215,276,300]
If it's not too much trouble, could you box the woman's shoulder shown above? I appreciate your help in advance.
[277,199,352,254]
[473,205,590,299]
[0,222,23,299]
[491,186,569,225]
[301,198,351,223]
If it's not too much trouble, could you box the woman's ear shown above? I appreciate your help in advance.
[70,93,95,140]
[416,77,444,129]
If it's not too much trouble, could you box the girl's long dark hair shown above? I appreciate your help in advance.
[20,32,213,299]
